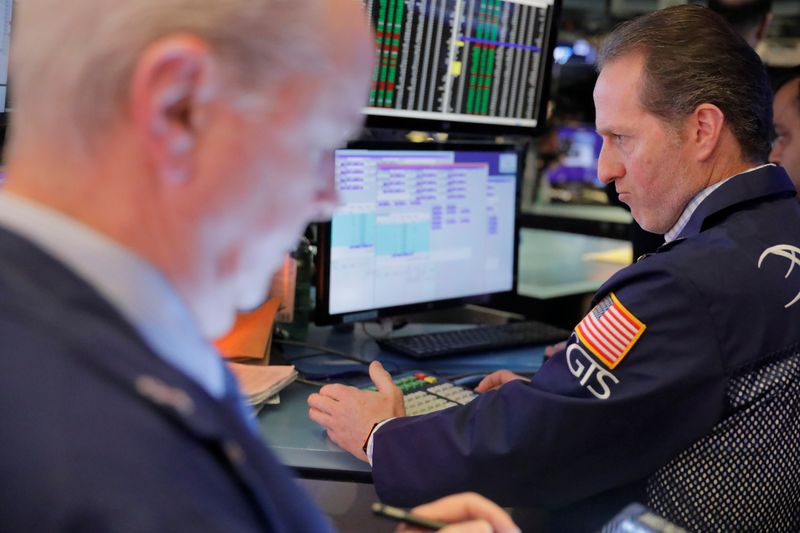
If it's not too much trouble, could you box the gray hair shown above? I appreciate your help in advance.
[9,0,327,152]
[598,4,773,163]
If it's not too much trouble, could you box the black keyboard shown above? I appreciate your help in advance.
[377,320,572,359]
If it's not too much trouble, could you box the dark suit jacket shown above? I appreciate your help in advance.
[0,228,333,532]
[371,165,800,531]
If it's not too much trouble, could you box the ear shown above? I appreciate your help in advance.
[128,35,219,185]
[688,103,726,163]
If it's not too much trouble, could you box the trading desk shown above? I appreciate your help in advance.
[257,323,547,482]
[517,228,632,300]
[258,230,630,480]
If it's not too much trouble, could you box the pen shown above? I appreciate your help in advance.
[371,502,449,530]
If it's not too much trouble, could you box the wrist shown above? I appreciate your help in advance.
[362,421,380,454]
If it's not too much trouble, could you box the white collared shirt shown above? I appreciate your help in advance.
[663,164,774,243]
[0,191,226,398]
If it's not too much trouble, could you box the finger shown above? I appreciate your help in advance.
[439,519,493,533]
[369,360,396,394]
[474,371,505,393]
[307,393,341,415]
[307,407,334,428]
[411,493,519,533]
[396,521,492,533]
[319,383,354,400]
[544,340,568,358]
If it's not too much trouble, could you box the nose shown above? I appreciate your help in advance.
[769,142,783,166]
[597,140,624,185]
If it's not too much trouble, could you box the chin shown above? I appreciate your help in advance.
[198,303,238,340]
[235,253,285,307]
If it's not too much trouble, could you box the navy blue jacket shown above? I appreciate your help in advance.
[0,229,333,532]
[372,165,800,531]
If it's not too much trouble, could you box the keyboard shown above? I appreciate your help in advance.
[364,371,477,416]
[377,320,571,359]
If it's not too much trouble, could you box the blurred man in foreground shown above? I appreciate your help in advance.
[0,1,517,531]
[310,5,800,531]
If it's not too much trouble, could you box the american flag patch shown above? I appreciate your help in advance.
[575,293,645,369]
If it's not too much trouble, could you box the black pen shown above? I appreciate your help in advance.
[372,502,449,530]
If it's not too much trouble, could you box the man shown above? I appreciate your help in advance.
[708,0,772,48]
[0,1,519,531]
[309,5,800,532]
[622,0,774,261]
[770,69,800,188]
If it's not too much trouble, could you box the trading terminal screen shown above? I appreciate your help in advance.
[547,125,603,187]
[0,0,11,113]
[363,0,560,135]
[316,143,521,324]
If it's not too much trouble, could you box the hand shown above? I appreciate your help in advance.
[397,492,520,533]
[474,370,529,393]
[307,361,404,462]
[544,340,567,359]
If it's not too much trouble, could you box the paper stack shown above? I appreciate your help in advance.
[214,297,297,406]
[227,363,297,406]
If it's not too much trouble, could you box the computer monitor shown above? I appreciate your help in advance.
[546,125,602,188]
[0,0,11,115]
[315,141,523,325]
[362,0,562,136]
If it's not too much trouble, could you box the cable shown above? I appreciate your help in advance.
[273,338,403,381]
[296,376,339,387]
[273,339,371,365]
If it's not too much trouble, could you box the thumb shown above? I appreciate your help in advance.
[439,520,493,533]
[475,371,504,393]
[369,361,395,393]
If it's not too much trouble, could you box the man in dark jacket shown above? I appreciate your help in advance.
[0,1,519,532]
[310,6,800,532]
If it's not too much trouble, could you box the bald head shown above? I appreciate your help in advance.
[8,0,369,155]
[4,0,375,337]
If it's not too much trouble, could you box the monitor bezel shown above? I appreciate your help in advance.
[362,0,562,137]
[315,140,525,326]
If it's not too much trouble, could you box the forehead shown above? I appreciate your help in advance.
[593,53,646,130]
[773,80,800,120]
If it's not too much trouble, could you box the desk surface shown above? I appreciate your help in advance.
[258,324,547,481]
[525,203,633,224]
[518,228,631,299]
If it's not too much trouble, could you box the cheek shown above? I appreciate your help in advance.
[789,137,800,157]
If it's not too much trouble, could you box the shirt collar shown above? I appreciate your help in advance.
[0,191,226,398]
[663,164,774,243]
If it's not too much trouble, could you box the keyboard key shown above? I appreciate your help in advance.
[377,320,571,359]
[363,371,477,416]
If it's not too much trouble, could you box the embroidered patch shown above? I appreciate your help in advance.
[758,244,800,309]
[575,293,646,369]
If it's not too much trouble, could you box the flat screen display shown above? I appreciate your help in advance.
[547,125,602,187]
[316,142,522,324]
[362,0,561,135]
[0,0,11,113]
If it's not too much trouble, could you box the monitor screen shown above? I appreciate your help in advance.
[0,0,11,114]
[362,0,561,136]
[546,125,602,187]
[315,142,522,324]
